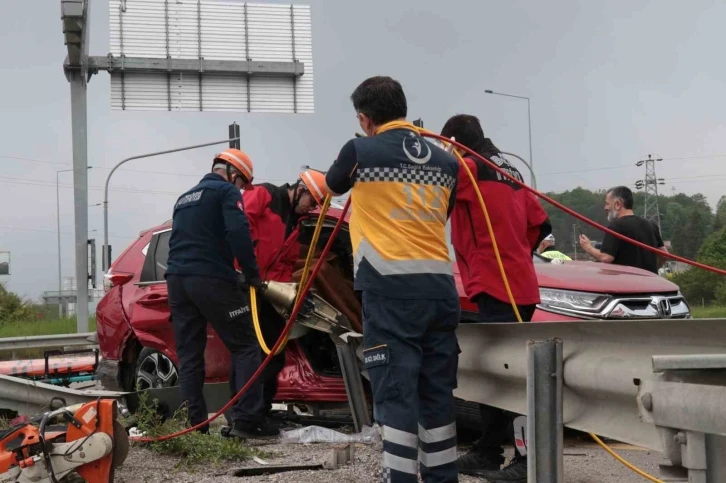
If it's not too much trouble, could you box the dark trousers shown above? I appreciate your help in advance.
[167,275,263,429]
[472,292,535,460]
[229,297,287,417]
[363,291,461,483]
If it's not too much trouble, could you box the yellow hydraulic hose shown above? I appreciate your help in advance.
[250,194,333,356]
[590,434,664,482]
[296,194,333,307]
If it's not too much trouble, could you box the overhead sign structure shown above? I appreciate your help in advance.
[0,252,9,276]
[105,0,313,113]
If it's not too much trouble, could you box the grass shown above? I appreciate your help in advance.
[0,316,97,361]
[691,305,726,319]
[0,316,97,339]
[129,391,260,470]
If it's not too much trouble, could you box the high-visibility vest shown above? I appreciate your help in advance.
[541,250,572,261]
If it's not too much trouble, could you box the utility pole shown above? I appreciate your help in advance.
[572,224,578,261]
[635,154,664,235]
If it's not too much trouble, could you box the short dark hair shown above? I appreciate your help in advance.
[440,114,486,152]
[350,76,407,125]
[607,186,634,209]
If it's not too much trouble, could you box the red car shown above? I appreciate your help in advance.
[96,208,691,411]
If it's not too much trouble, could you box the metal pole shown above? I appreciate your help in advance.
[527,338,564,483]
[526,98,533,170]
[485,90,534,176]
[500,151,537,189]
[102,136,240,271]
[70,72,89,333]
[56,171,64,318]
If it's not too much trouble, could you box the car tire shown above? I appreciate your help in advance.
[134,347,179,392]
[455,399,484,443]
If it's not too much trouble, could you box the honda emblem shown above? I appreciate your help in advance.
[658,298,672,318]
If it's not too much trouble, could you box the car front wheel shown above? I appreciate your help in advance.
[134,347,179,391]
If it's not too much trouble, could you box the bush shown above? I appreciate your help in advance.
[0,283,40,323]
[671,228,726,305]
[129,391,258,470]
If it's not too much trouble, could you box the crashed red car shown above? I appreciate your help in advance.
[96,206,691,412]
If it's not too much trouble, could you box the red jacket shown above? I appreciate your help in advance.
[235,183,300,283]
[450,150,548,305]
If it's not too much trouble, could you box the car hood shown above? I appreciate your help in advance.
[534,260,679,294]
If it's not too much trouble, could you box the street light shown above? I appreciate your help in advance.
[485,90,533,171]
[57,166,92,317]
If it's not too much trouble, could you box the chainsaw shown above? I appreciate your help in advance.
[0,399,128,483]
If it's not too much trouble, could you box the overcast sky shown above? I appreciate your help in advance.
[1,0,726,300]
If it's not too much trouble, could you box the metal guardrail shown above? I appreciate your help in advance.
[454,318,726,452]
[0,332,98,353]
[0,374,125,416]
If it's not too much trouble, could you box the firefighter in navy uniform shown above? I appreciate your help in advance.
[228,169,329,423]
[325,76,461,483]
[165,149,279,440]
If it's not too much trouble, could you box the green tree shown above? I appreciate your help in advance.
[712,196,726,233]
[0,283,40,323]
[672,227,726,305]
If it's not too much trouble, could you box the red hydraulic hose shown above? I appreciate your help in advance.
[421,132,726,278]
[132,197,352,443]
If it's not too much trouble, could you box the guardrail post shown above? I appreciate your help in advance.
[527,338,564,483]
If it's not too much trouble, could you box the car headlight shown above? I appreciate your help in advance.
[538,288,612,316]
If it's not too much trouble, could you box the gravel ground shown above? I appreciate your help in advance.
[114,437,665,482]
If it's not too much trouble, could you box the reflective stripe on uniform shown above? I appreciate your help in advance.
[383,426,418,448]
[354,239,454,277]
[383,451,418,475]
[418,422,456,444]
[418,446,458,468]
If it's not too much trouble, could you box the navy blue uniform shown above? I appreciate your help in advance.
[165,173,263,429]
[326,127,461,483]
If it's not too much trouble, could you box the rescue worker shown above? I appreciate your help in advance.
[165,149,278,439]
[537,234,572,261]
[440,114,552,482]
[229,169,329,423]
[324,76,461,483]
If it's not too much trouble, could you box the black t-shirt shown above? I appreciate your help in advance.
[600,215,664,274]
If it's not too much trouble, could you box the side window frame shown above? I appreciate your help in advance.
[137,228,172,286]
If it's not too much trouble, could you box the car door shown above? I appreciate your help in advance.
[127,228,231,383]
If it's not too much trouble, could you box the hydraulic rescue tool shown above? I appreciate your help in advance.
[256,280,372,432]
[0,399,128,483]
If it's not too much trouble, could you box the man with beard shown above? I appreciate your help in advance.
[579,186,668,274]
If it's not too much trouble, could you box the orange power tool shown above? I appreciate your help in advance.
[0,399,128,483]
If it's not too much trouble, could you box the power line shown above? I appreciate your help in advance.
[0,225,133,241]
[0,154,304,182]
[537,155,726,178]
[0,177,181,196]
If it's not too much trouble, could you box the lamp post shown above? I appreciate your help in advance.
[57,166,92,318]
[485,90,533,171]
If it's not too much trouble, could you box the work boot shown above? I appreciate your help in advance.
[457,447,504,475]
[225,420,280,441]
[472,454,527,482]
